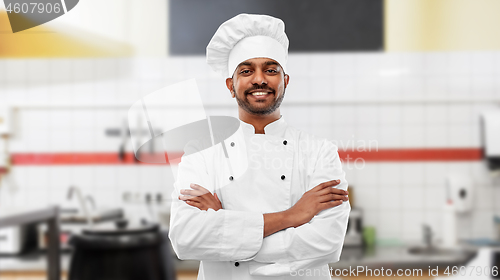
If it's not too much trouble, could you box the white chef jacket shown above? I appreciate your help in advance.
[169,117,350,280]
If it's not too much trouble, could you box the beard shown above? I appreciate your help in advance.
[234,84,285,115]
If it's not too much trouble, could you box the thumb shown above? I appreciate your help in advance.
[214,193,220,203]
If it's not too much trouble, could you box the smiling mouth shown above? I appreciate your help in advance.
[251,92,270,96]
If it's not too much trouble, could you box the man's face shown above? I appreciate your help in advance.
[226,57,289,115]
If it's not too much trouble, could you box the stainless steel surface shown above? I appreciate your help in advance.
[67,186,93,226]
[0,206,61,280]
[0,207,58,228]
[332,245,478,269]
[85,195,96,211]
[408,246,468,256]
[60,208,124,224]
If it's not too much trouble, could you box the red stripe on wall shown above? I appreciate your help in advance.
[10,148,482,165]
[11,153,183,165]
[338,148,482,162]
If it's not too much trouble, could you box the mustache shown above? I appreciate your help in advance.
[243,85,275,95]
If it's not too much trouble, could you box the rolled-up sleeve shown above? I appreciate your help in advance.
[250,141,350,276]
[169,146,264,261]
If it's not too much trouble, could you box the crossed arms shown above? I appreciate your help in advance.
[179,180,348,238]
[168,141,351,276]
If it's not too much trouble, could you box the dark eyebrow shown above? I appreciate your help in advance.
[238,61,253,68]
[264,61,279,66]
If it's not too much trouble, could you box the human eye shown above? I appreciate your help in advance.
[266,68,278,74]
[239,69,252,75]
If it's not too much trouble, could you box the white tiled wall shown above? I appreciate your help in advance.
[1,52,500,244]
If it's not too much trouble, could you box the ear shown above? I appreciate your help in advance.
[225,78,235,98]
[284,74,290,89]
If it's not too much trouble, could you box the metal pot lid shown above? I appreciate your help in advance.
[82,219,159,236]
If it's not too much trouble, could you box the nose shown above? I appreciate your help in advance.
[251,69,267,85]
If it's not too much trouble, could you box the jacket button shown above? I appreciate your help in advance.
[281,175,286,180]
[283,140,287,145]
[235,262,239,267]
[230,142,235,147]
[229,176,234,181]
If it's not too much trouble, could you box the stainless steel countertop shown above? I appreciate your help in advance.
[332,245,478,269]
[0,206,58,228]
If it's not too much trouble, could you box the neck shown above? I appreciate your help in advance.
[238,109,281,134]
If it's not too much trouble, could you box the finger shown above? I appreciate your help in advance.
[179,195,201,202]
[321,194,347,202]
[185,200,204,210]
[320,200,343,210]
[180,189,196,196]
[190,184,210,194]
[181,188,207,197]
[324,187,348,196]
[185,200,200,205]
[317,185,346,196]
[214,193,221,203]
[179,195,194,201]
[312,180,341,192]
[329,187,349,196]
[319,194,348,203]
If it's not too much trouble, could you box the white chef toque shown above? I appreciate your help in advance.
[206,14,289,78]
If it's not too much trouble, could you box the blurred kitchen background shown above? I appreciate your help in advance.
[1,0,500,279]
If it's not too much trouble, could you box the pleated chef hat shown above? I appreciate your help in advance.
[206,14,289,78]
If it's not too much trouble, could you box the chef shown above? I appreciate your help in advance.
[169,14,350,279]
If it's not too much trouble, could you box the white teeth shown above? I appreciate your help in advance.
[251,92,268,96]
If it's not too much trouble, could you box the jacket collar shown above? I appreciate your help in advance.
[239,116,287,137]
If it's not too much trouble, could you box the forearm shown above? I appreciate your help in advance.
[263,210,294,237]
[169,198,264,261]
[254,200,350,264]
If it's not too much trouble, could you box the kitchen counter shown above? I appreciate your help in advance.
[0,206,58,228]
[0,251,71,271]
[0,206,61,280]
[333,245,477,270]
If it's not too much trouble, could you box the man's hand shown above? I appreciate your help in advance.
[179,184,222,211]
[285,179,348,228]
[263,179,348,237]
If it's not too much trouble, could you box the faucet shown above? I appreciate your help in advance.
[86,195,96,211]
[423,224,433,249]
[67,186,93,226]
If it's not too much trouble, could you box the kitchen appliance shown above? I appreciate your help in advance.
[481,111,500,175]
[446,174,474,213]
[0,223,37,255]
[0,225,26,254]
[68,220,175,280]
[37,224,72,251]
[37,207,125,251]
[344,208,363,247]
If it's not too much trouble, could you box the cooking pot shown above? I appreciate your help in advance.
[68,220,175,280]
